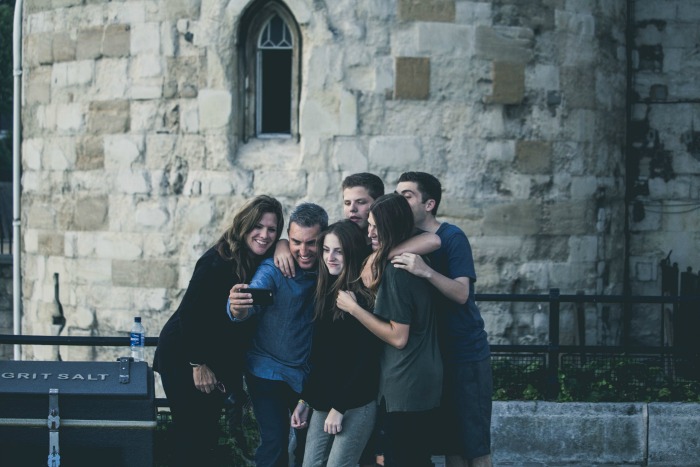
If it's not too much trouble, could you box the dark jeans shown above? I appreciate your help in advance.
[246,373,307,467]
[158,364,225,467]
[381,400,435,467]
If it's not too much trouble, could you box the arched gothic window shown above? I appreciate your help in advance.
[239,1,301,141]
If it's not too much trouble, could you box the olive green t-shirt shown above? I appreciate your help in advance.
[374,264,443,412]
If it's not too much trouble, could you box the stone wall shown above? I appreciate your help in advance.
[18,0,632,359]
[490,401,700,466]
[627,0,700,345]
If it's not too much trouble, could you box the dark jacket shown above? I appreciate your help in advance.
[154,247,256,388]
[303,295,381,413]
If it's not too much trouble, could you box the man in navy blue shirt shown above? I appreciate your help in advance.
[229,202,328,467]
[392,172,493,467]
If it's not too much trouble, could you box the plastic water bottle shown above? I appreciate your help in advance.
[130,316,145,362]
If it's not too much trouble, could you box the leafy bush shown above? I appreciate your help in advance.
[493,355,700,402]
[492,359,546,401]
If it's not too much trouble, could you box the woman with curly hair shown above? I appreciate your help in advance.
[154,195,284,467]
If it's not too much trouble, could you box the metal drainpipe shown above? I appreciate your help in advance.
[12,0,24,361]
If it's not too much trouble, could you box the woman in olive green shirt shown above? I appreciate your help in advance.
[337,193,442,467]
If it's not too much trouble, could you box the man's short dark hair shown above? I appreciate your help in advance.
[288,202,329,231]
[341,173,385,200]
[398,171,442,216]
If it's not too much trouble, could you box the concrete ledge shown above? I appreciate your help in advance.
[491,401,700,466]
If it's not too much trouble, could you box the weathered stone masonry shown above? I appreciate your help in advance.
[14,0,698,360]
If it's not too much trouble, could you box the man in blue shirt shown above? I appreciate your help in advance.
[229,202,328,467]
[392,172,493,467]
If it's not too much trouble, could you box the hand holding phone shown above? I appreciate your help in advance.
[244,288,274,306]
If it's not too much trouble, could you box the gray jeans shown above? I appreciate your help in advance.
[302,400,377,467]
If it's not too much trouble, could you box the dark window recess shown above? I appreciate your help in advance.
[260,49,292,134]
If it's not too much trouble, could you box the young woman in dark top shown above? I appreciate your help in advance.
[336,193,443,467]
[154,195,284,467]
[290,220,381,467]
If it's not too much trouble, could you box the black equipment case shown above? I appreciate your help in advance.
[0,359,156,467]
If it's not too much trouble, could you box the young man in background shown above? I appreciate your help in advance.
[393,172,493,467]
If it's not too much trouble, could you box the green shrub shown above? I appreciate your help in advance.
[493,356,700,402]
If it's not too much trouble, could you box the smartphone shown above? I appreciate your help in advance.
[244,287,274,306]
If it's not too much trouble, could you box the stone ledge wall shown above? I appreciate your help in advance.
[491,401,700,466]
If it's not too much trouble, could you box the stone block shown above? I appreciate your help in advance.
[26,33,54,66]
[45,136,77,170]
[543,200,595,235]
[369,136,421,170]
[455,1,492,26]
[415,23,473,56]
[134,204,169,228]
[515,140,552,174]
[115,170,152,194]
[394,57,430,100]
[103,24,131,58]
[37,232,65,256]
[133,54,163,79]
[75,135,104,170]
[112,260,178,288]
[104,135,144,169]
[26,66,52,105]
[492,402,647,465]
[483,201,541,236]
[94,59,129,100]
[161,0,202,20]
[76,27,104,60]
[55,103,85,133]
[71,196,109,231]
[88,100,130,135]
[51,60,95,88]
[254,171,306,198]
[561,66,596,109]
[332,138,368,172]
[94,234,143,260]
[52,32,76,62]
[475,25,533,63]
[398,0,455,23]
[300,90,358,136]
[198,89,232,129]
[648,403,700,465]
[487,61,525,105]
[176,201,214,233]
[131,23,161,55]
[72,258,112,285]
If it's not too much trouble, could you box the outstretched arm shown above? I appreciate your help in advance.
[389,232,440,257]
[391,253,470,304]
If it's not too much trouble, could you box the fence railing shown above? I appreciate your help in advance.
[2,289,699,400]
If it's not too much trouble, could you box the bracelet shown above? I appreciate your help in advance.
[298,399,309,408]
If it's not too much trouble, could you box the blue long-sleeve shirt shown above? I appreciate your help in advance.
[227,258,317,393]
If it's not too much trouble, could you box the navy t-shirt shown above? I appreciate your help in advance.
[428,223,490,363]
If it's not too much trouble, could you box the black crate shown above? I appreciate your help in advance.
[0,359,155,467]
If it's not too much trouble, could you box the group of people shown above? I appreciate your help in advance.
[154,171,492,467]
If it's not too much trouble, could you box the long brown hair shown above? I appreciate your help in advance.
[215,195,284,282]
[314,220,372,321]
[365,193,414,300]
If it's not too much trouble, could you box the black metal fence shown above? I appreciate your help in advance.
[1,289,700,402]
